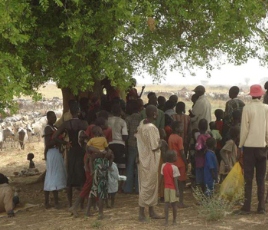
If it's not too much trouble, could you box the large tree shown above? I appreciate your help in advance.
[1,0,268,112]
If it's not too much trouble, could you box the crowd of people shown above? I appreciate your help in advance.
[1,81,268,225]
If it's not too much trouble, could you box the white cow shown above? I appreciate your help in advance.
[31,117,47,141]
[14,127,28,150]
[1,127,15,149]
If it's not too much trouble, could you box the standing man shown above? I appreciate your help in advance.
[141,92,165,129]
[222,86,245,143]
[238,84,268,214]
[136,105,162,221]
[190,85,211,130]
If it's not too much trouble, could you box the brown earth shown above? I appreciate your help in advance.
[0,142,268,230]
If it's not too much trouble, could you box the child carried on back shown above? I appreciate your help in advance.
[86,126,112,174]
[86,125,113,219]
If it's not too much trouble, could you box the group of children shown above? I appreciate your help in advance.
[71,124,120,219]
[160,107,241,225]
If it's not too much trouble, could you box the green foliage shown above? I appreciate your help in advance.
[193,186,243,221]
[0,0,268,112]
[91,220,102,228]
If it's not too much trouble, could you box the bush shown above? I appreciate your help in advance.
[193,186,243,221]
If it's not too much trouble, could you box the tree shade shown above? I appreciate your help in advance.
[0,0,268,112]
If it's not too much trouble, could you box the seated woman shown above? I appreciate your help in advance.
[0,173,15,217]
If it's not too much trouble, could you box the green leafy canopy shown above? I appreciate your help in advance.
[0,0,268,112]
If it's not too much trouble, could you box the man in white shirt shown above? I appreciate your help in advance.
[238,84,268,214]
[190,85,211,130]
[108,103,128,169]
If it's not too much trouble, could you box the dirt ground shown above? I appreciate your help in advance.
[0,142,268,230]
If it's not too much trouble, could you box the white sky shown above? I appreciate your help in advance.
[135,59,268,86]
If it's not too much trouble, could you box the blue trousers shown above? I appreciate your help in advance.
[124,146,138,193]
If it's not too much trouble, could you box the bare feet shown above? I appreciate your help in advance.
[150,213,165,219]
[45,203,51,209]
[178,203,189,208]
[69,207,78,218]
[54,203,61,210]
[139,216,146,222]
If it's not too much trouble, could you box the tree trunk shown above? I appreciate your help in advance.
[61,87,75,113]
[61,81,103,112]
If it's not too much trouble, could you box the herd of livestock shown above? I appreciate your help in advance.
[0,97,63,151]
[0,86,251,151]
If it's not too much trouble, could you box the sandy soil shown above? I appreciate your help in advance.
[0,141,268,230]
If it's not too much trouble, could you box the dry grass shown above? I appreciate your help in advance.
[1,141,268,229]
[38,83,62,99]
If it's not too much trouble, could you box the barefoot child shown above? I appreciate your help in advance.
[195,119,211,192]
[158,129,169,203]
[27,153,35,169]
[172,102,191,158]
[188,128,199,185]
[85,126,113,219]
[209,121,222,165]
[168,121,188,208]
[160,150,180,226]
[219,127,240,183]
[204,138,218,196]
[87,126,112,174]
[106,155,120,208]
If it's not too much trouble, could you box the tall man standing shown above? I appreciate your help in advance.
[141,92,165,129]
[190,85,211,130]
[239,84,268,214]
[136,105,162,221]
[222,86,245,143]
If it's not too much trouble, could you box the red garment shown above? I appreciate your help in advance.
[168,134,184,168]
[85,124,112,143]
[161,163,176,189]
[126,88,138,101]
[164,126,173,141]
[79,171,93,198]
[215,120,223,149]
[171,114,191,145]
[108,88,120,101]
[215,120,223,133]
[195,133,211,168]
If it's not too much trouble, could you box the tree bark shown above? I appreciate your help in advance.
[61,81,103,112]
[61,87,75,113]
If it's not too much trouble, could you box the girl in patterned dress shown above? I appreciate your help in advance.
[85,126,113,219]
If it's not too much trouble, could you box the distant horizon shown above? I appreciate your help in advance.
[134,59,268,87]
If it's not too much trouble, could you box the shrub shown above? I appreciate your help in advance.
[193,186,243,221]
